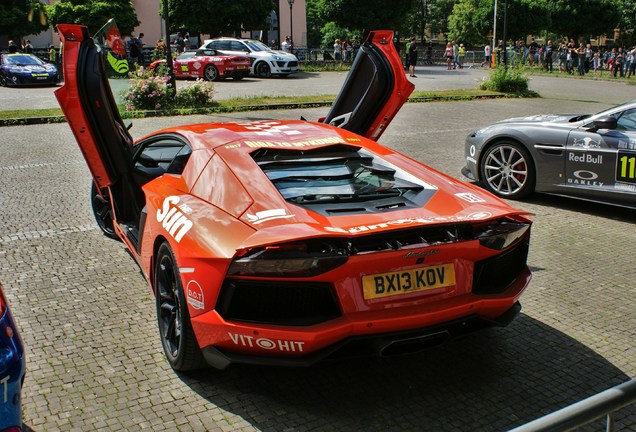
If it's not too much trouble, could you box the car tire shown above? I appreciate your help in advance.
[203,64,219,81]
[0,71,7,87]
[479,141,536,199]
[155,242,206,371]
[254,61,271,78]
[90,182,119,240]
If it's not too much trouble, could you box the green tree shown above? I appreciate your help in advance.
[0,0,50,40]
[616,0,636,46]
[447,0,491,46]
[319,22,362,50]
[539,0,620,41]
[425,0,457,41]
[47,0,139,36]
[448,0,545,47]
[306,0,323,49]
[315,0,415,36]
[167,0,275,37]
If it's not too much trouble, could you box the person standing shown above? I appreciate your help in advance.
[333,39,342,61]
[444,42,454,70]
[7,40,18,53]
[627,47,636,78]
[577,42,586,76]
[281,36,291,53]
[49,45,56,63]
[482,43,491,67]
[404,38,411,69]
[408,37,418,77]
[343,37,353,62]
[544,40,554,72]
[127,34,140,65]
[528,38,538,66]
[23,40,33,53]
[457,43,465,68]
[452,40,459,69]
[137,33,145,65]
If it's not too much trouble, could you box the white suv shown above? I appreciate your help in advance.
[200,38,299,77]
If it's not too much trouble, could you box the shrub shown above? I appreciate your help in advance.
[122,74,174,111]
[480,66,529,94]
[173,79,216,107]
[122,72,216,111]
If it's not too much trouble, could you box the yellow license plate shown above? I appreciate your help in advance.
[236,65,247,69]
[362,263,455,300]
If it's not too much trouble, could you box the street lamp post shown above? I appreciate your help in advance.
[287,0,294,52]
[162,0,176,91]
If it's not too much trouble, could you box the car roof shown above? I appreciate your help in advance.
[202,37,258,43]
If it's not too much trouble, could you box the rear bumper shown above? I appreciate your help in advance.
[201,301,522,369]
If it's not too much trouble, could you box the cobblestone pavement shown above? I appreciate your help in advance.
[0,97,634,431]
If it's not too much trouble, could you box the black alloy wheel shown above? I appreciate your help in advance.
[90,182,119,240]
[254,61,271,78]
[155,242,205,371]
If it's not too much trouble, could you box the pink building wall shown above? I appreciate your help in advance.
[133,0,307,48]
[22,1,306,50]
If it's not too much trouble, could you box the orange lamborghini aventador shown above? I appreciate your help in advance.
[55,24,532,371]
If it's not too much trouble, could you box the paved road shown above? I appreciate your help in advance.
[1,65,634,112]
[0,74,634,431]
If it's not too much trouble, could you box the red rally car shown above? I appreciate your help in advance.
[148,48,250,81]
[55,24,532,371]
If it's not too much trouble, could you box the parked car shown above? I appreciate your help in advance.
[0,282,25,432]
[200,37,298,77]
[148,49,250,81]
[0,53,59,87]
[462,100,636,208]
[56,24,532,371]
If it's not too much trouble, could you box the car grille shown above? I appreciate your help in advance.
[216,280,341,326]
[348,224,474,254]
[276,61,298,68]
[472,240,529,294]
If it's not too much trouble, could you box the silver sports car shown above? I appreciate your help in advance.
[462,100,636,208]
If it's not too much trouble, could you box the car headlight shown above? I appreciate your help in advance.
[474,221,530,250]
[228,240,349,277]
[272,55,283,61]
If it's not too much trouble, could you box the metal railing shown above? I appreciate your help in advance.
[509,378,636,432]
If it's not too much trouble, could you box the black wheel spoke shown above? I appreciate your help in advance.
[155,242,204,370]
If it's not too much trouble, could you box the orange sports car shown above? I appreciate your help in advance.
[55,24,532,371]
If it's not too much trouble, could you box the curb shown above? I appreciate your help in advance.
[0,94,507,127]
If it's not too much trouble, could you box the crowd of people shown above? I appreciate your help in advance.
[494,38,636,78]
[331,37,361,62]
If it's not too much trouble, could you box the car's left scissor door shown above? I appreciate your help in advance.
[55,24,134,190]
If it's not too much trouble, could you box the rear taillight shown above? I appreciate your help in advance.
[474,221,530,250]
[228,240,348,277]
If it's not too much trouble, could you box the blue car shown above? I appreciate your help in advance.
[0,282,25,432]
[0,53,59,87]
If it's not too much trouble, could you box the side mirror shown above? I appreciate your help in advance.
[589,115,617,131]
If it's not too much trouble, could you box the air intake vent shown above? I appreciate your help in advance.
[251,144,436,216]
[217,280,341,326]
[473,241,529,294]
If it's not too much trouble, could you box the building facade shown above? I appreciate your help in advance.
[18,0,307,50]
